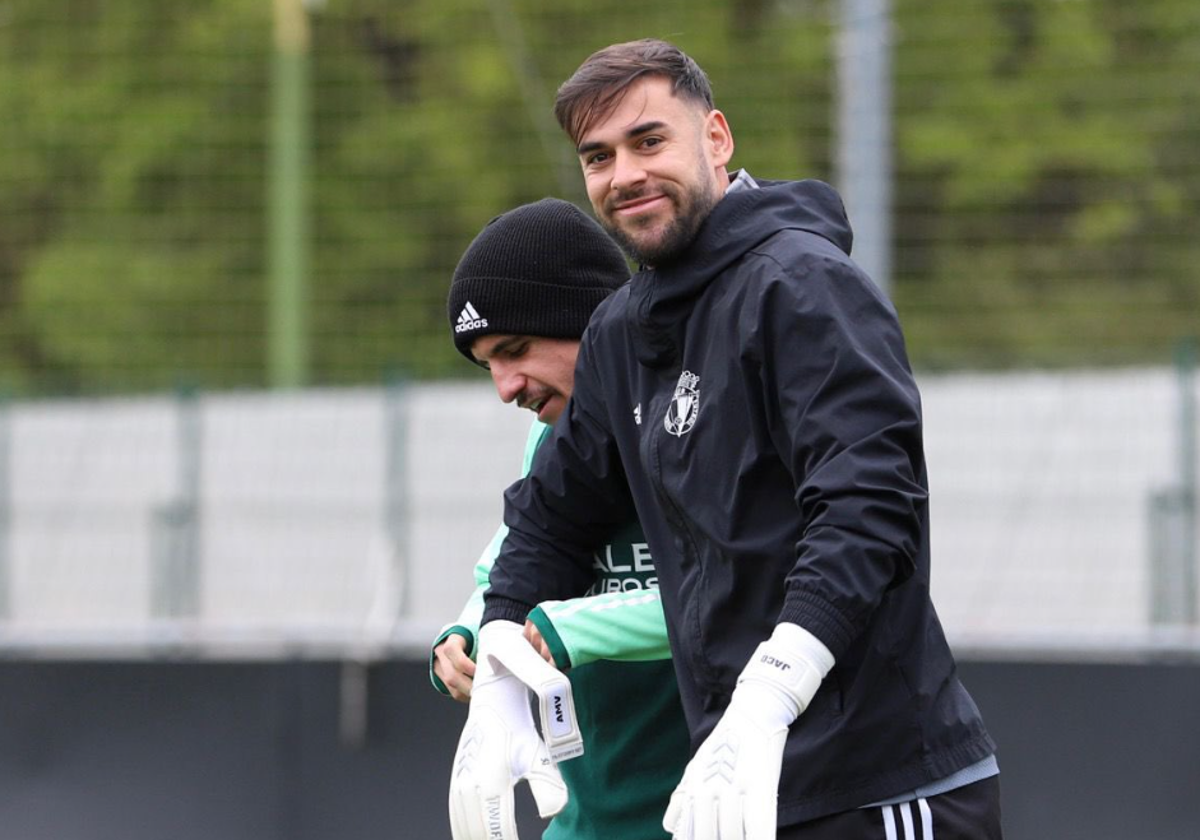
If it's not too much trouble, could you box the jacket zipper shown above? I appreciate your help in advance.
[643,378,720,695]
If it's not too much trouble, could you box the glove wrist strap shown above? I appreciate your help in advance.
[478,621,584,763]
[735,622,835,724]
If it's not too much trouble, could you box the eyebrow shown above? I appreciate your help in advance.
[576,120,667,156]
[473,335,526,364]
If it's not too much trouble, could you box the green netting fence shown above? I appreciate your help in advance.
[0,0,1197,396]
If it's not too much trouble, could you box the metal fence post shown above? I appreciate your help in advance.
[1148,338,1198,626]
[151,386,203,625]
[336,376,409,750]
[268,0,312,389]
[1176,337,1197,623]
[384,374,410,623]
[0,391,9,622]
[836,0,893,298]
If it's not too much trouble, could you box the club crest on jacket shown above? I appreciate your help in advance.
[664,370,700,437]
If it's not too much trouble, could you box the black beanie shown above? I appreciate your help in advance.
[447,198,630,362]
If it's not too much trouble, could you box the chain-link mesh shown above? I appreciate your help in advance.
[1,2,1198,654]
[3,1,1194,395]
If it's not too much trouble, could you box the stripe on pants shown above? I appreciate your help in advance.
[919,797,933,840]
[900,802,916,839]
[882,805,898,840]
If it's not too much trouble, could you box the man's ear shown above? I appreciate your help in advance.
[704,109,734,169]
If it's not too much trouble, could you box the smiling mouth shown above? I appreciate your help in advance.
[520,394,551,416]
[612,194,666,215]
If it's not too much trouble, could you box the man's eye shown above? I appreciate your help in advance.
[586,152,610,166]
[641,137,662,149]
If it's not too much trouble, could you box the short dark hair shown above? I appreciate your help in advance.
[554,39,714,146]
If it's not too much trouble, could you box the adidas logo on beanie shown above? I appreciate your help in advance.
[446,198,629,362]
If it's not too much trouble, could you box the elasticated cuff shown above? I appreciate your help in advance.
[481,595,534,627]
[777,588,856,661]
[428,626,474,696]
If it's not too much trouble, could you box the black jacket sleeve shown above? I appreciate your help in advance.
[481,330,637,626]
[751,239,928,657]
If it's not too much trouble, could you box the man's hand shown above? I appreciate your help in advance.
[662,623,834,840]
[434,634,476,702]
[664,688,788,840]
[448,621,584,840]
[523,619,554,665]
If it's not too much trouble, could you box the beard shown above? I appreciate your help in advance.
[600,162,722,267]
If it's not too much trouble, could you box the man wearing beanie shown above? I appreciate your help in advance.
[434,198,690,840]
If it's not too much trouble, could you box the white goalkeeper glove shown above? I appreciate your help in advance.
[663,622,834,840]
[448,620,585,840]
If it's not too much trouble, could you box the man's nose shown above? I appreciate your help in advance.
[611,149,647,193]
[490,362,524,404]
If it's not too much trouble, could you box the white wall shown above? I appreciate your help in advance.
[0,368,1196,659]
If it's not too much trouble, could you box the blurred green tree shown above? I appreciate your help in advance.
[0,0,1196,395]
[894,0,1200,367]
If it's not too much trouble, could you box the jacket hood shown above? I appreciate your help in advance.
[628,177,853,368]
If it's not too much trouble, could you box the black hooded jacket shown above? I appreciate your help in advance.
[482,178,995,824]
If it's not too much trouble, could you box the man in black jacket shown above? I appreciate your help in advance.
[466,39,1002,840]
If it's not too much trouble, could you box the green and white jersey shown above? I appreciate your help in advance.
[430,420,689,840]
